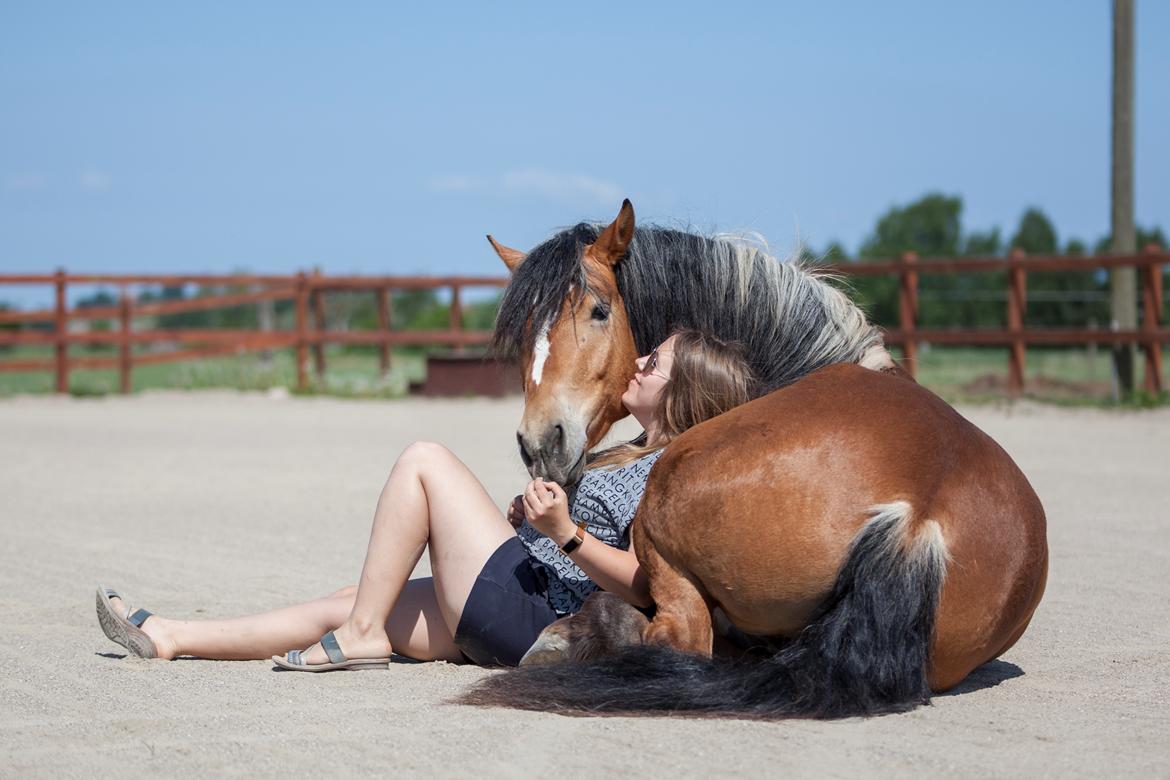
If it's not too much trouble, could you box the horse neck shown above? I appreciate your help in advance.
[618,232,880,393]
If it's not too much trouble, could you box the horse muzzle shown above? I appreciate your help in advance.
[516,423,588,486]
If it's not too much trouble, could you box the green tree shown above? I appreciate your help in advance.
[962,228,1002,257]
[76,289,118,352]
[464,295,501,331]
[1009,208,1058,254]
[1010,209,1101,327]
[391,289,447,330]
[820,241,848,263]
[855,193,988,328]
[859,193,963,259]
[0,302,15,353]
[1093,225,1167,253]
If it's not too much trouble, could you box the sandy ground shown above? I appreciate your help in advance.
[1,391,1168,778]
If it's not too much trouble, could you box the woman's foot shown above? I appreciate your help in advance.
[97,588,180,660]
[290,621,393,667]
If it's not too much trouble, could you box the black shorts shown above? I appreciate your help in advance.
[453,536,560,667]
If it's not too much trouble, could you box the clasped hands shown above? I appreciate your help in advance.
[506,479,577,547]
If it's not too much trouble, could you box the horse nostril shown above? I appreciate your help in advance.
[554,424,565,445]
[516,432,534,468]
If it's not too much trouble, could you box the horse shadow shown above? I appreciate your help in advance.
[939,659,1024,697]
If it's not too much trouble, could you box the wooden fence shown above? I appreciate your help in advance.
[823,245,1167,395]
[0,272,508,393]
[0,245,1166,396]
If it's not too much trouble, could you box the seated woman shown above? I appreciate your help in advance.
[96,329,757,670]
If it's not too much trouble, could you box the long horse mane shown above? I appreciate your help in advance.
[492,222,882,395]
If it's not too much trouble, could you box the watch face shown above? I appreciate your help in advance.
[561,528,584,554]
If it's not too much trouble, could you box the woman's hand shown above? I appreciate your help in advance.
[522,479,575,546]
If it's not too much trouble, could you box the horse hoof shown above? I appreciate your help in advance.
[518,630,571,667]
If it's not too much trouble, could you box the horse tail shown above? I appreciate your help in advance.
[458,502,948,719]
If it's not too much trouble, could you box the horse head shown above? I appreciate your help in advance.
[488,200,640,486]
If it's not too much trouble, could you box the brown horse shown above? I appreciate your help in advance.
[465,201,1047,718]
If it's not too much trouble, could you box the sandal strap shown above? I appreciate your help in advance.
[102,587,141,622]
[319,631,346,664]
[127,608,153,628]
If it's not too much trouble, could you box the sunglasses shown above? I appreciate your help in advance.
[639,347,670,379]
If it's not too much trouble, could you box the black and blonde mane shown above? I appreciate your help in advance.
[493,223,881,395]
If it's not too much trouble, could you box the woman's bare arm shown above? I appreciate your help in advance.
[521,479,653,609]
[562,532,652,609]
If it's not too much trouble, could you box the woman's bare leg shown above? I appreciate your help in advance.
[104,578,464,662]
[298,441,515,664]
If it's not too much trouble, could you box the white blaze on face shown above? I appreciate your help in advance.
[531,320,552,386]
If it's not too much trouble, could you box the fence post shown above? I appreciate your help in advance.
[258,285,275,369]
[450,283,463,353]
[295,271,308,391]
[898,252,918,378]
[1141,243,1164,394]
[54,268,68,393]
[1007,249,1028,397]
[119,289,132,394]
[376,287,392,376]
[312,268,326,379]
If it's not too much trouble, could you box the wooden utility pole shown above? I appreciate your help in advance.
[1111,0,1137,394]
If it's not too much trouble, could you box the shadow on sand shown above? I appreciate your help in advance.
[939,659,1024,697]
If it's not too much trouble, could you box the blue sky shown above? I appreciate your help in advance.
[1,2,1167,306]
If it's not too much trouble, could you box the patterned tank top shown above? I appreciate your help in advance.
[516,449,664,616]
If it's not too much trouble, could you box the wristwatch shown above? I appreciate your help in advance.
[559,522,587,555]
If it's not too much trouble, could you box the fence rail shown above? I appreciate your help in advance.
[0,245,1166,396]
[821,244,1166,395]
[0,272,508,393]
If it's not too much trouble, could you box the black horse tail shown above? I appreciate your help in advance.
[458,502,948,719]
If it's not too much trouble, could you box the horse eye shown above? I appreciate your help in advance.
[590,304,609,322]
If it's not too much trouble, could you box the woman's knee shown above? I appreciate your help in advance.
[402,439,456,470]
[396,441,456,476]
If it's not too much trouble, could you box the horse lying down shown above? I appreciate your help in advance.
[459,202,1047,719]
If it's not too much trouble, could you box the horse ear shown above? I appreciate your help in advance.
[591,199,636,268]
[486,235,525,273]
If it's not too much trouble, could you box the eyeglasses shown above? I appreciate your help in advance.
[639,347,670,380]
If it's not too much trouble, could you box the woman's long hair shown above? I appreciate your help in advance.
[589,329,758,469]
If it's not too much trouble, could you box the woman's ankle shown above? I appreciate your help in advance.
[141,616,180,660]
[342,614,387,639]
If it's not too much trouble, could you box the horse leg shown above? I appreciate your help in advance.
[518,615,575,666]
[519,592,648,666]
[638,534,714,657]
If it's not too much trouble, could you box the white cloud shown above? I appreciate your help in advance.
[501,169,623,206]
[4,174,47,192]
[80,168,111,191]
[425,169,625,207]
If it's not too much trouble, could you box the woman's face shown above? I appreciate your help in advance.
[621,334,677,424]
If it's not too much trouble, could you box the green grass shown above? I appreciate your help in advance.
[0,346,427,399]
[1,344,1166,406]
[900,345,1168,405]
